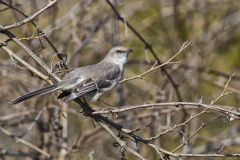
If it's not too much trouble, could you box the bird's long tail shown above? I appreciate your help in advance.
[11,84,60,105]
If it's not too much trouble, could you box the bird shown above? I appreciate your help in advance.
[11,46,133,104]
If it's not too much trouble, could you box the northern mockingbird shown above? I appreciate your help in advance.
[11,46,133,104]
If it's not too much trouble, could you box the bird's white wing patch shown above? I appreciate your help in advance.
[62,76,85,90]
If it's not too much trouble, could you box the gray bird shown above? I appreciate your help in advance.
[11,46,133,104]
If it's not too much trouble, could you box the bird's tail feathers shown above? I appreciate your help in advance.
[11,84,60,105]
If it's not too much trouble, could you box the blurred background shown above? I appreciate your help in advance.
[0,0,240,159]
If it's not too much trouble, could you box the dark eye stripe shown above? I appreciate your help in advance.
[117,50,124,53]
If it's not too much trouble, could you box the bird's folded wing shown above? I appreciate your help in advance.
[59,64,121,101]
[60,78,112,101]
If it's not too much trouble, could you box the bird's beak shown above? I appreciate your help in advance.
[127,48,134,53]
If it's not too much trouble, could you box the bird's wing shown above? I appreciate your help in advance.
[59,78,109,101]
[61,65,121,101]
[57,78,94,99]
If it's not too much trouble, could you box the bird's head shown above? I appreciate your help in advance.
[104,46,133,65]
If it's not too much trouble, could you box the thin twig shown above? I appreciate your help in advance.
[1,45,51,83]
[120,41,191,83]
[2,30,61,82]
[0,126,51,158]
[0,0,58,30]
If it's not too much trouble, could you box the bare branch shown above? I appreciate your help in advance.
[0,126,51,158]
[0,0,58,31]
